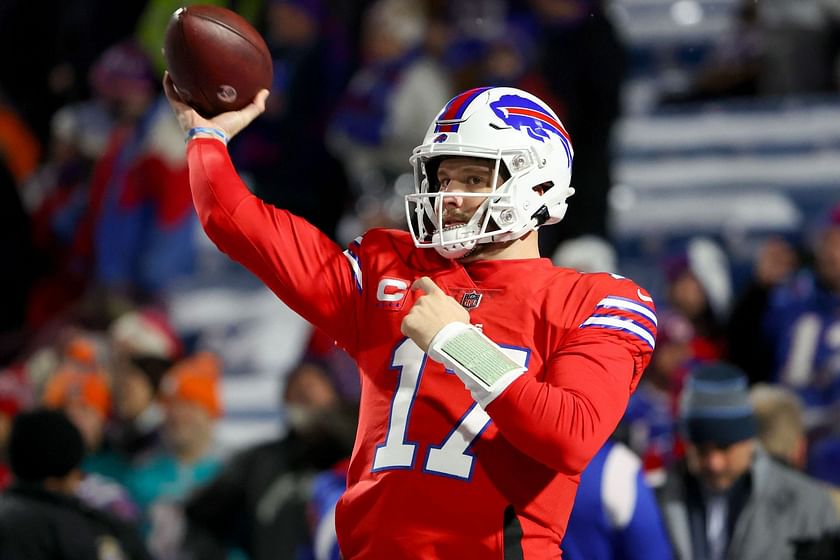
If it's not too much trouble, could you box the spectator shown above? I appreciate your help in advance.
[749,383,809,469]
[657,362,839,560]
[81,40,196,299]
[42,338,111,454]
[181,359,357,560]
[41,348,141,522]
[125,352,225,554]
[107,308,181,464]
[562,439,673,560]
[0,408,151,559]
[726,236,798,386]
[664,238,733,360]
[765,204,840,437]
[749,383,840,514]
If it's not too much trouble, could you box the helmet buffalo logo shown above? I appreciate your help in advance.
[433,133,448,143]
[490,95,571,146]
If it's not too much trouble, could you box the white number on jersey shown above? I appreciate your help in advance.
[373,338,529,480]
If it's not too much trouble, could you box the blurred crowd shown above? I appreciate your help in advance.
[1,0,840,558]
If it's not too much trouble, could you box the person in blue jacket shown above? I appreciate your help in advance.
[562,439,673,560]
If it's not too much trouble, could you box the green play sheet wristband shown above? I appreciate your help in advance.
[440,329,521,386]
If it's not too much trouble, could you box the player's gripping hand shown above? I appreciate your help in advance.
[163,71,269,142]
[401,277,469,352]
[405,277,526,407]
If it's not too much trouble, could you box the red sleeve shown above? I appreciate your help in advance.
[186,138,358,354]
[486,277,656,474]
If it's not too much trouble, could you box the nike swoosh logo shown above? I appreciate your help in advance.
[637,289,653,303]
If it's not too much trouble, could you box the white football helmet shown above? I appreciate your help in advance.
[406,86,575,259]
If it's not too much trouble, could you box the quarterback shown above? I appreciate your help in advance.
[164,76,657,559]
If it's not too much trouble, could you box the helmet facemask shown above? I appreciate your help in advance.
[406,154,505,259]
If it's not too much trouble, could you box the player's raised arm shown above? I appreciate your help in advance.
[162,76,358,353]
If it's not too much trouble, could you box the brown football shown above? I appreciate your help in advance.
[163,5,272,117]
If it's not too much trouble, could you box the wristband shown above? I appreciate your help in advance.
[186,127,228,145]
[428,322,526,407]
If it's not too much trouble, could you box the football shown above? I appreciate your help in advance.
[163,5,272,117]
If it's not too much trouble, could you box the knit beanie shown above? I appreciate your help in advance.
[161,352,223,418]
[8,408,85,482]
[110,309,183,362]
[42,370,111,418]
[679,362,757,446]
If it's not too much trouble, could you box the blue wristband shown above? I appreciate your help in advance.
[186,127,229,144]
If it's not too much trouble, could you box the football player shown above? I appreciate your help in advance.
[164,76,657,559]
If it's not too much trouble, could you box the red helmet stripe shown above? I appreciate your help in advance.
[505,107,572,144]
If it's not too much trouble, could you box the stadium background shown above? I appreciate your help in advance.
[0,0,838,556]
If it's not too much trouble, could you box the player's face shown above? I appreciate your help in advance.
[685,438,755,492]
[435,157,500,226]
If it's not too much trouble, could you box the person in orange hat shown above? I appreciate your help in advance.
[42,367,140,522]
[160,352,223,422]
[43,369,110,452]
[125,352,225,554]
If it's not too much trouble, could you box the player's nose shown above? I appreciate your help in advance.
[442,188,465,208]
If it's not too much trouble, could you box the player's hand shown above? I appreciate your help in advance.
[163,71,268,141]
[401,277,470,352]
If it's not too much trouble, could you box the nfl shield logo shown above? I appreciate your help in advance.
[460,291,482,310]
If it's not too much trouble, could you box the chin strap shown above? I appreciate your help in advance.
[427,322,527,407]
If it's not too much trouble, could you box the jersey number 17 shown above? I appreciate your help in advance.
[372,338,529,480]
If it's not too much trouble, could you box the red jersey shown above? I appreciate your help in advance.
[187,139,657,559]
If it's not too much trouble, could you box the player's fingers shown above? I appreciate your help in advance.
[254,89,269,111]
[162,72,188,108]
[412,276,445,296]
[236,89,269,124]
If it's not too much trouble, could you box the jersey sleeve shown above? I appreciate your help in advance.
[486,277,656,474]
[186,139,359,354]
